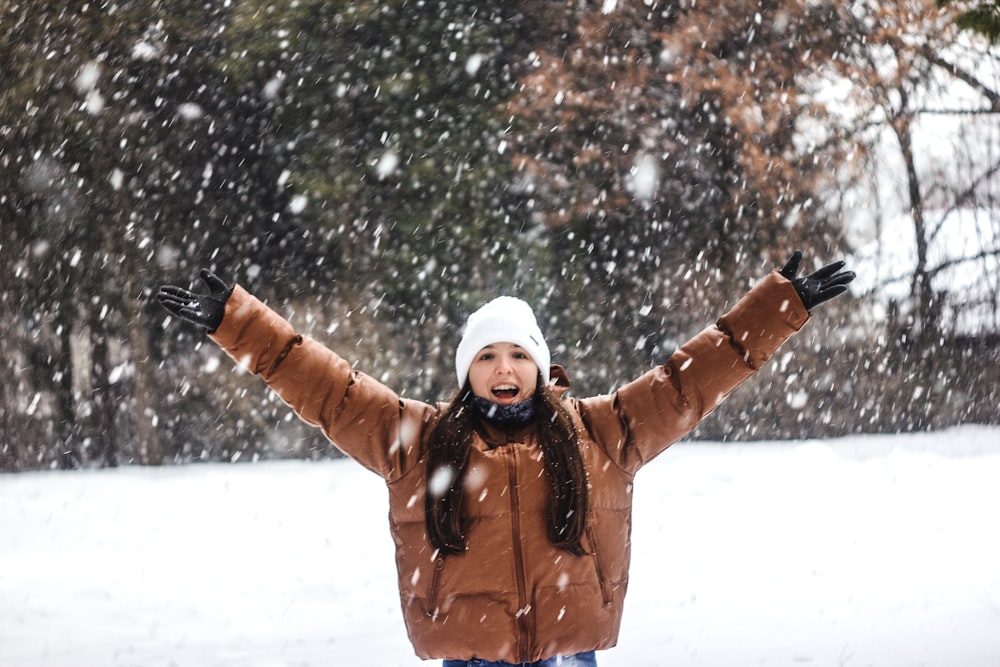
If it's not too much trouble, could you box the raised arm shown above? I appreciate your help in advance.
[156,272,431,480]
[576,251,854,473]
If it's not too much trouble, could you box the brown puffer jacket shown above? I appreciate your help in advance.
[208,271,808,663]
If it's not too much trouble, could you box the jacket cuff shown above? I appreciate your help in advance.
[715,270,810,370]
[208,284,299,376]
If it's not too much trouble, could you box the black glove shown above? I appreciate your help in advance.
[779,250,856,311]
[156,270,232,332]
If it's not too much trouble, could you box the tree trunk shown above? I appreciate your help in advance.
[89,324,119,467]
[55,308,81,470]
[891,103,938,343]
[122,240,164,466]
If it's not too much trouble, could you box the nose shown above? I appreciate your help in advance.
[495,355,513,374]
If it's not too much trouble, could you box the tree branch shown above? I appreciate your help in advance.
[920,45,1000,110]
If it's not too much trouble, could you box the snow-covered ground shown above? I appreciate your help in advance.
[2,426,999,667]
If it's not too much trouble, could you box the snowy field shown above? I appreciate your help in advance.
[2,426,999,667]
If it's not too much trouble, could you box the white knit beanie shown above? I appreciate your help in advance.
[455,296,551,388]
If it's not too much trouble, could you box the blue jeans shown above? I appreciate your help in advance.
[443,651,597,667]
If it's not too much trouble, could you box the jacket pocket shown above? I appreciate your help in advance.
[586,526,613,607]
[424,556,446,620]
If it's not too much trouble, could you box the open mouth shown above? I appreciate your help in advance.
[491,383,519,400]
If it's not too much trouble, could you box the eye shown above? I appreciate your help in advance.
[477,352,494,362]
[513,351,529,360]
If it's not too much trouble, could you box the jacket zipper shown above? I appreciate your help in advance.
[424,555,445,620]
[587,525,614,606]
[506,446,532,661]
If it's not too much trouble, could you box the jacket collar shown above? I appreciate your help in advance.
[549,363,571,396]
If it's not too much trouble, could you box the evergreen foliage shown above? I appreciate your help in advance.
[939,0,1000,43]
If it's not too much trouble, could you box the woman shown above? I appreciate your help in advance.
[156,251,853,666]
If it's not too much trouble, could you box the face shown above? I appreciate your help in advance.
[467,342,539,405]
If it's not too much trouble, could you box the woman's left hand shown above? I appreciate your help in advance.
[779,250,856,311]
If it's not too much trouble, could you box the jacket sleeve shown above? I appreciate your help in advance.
[575,270,809,474]
[207,285,432,481]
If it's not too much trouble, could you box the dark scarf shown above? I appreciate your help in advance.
[471,395,537,428]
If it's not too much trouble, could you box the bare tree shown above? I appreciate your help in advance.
[834,0,1000,343]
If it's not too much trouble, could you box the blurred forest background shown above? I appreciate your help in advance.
[2,0,999,471]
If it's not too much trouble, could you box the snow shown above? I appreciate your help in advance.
[627,154,659,202]
[2,426,999,667]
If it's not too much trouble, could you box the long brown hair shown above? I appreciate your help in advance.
[424,377,589,557]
